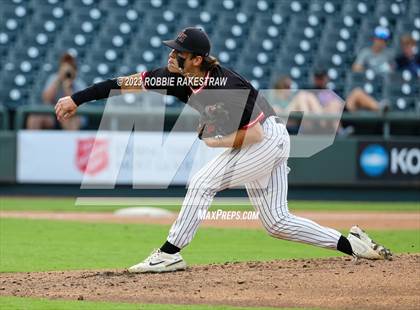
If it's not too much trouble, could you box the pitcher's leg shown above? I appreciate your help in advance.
[167,133,284,249]
[166,148,243,249]
[246,162,342,249]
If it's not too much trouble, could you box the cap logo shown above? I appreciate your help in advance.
[176,32,188,43]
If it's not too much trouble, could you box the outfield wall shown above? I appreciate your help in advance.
[1,131,418,188]
[0,131,16,183]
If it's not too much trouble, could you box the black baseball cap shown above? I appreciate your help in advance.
[163,27,211,56]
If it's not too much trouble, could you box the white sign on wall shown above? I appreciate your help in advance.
[17,130,224,186]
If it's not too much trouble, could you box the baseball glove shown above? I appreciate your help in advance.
[197,102,231,139]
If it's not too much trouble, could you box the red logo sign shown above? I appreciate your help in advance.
[76,138,108,175]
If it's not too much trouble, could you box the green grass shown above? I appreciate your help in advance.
[1,197,419,212]
[1,218,418,273]
[0,297,308,310]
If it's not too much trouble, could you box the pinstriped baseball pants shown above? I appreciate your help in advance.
[167,116,342,249]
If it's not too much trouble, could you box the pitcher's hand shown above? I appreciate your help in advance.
[55,96,77,121]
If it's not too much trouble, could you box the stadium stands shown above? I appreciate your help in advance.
[0,0,419,130]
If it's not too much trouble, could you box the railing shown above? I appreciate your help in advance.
[12,104,420,139]
[0,105,10,130]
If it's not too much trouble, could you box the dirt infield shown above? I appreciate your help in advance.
[1,210,419,229]
[1,210,419,308]
[1,254,419,309]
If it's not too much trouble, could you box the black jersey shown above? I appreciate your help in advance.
[140,65,276,134]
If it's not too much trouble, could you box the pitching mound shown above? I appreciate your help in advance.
[1,254,419,309]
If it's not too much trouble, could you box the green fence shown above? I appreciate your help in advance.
[0,105,9,130]
[288,137,419,187]
[1,132,418,187]
[0,131,16,182]
[3,104,420,187]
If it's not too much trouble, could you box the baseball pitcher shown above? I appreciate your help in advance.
[55,27,392,273]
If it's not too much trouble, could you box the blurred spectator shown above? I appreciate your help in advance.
[269,76,324,115]
[311,68,380,112]
[309,68,342,115]
[269,76,295,113]
[346,88,380,112]
[270,71,340,132]
[26,53,86,130]
[352,26,394,75]
[395,34,420,76]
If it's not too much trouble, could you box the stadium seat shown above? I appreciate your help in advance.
[318,37,355,62]
[0,17,27,39]
[168,0,205,13]
[322,28,357,50]
[241,0,276,14]
[0,69,31,109]
[218,13,253,27]
[253,12,289,29]
[99,0,132,11]
[395,18,420,42]
[31,5,68,23]
[123,47,164,70]
[341,0,375,18]
[134,0,169,13]
[375,0,406,19]
[408,0,420,19]
[107,8,144,27]
[286,27,322,47]
[205,0,241,13]
[309,0,342,17]
[345,71,384,100]
[290,14,325,29]
[383,72,420,111]
[51,35,91,59]
[0,3,32,21]
[211,36,245,53]
[212,49,239,67]
[71,11,106,31]
[144,10,181,27]
[214,23,250,41]
[274,0,310,16]
[247,37,281,53]
[325,14,360,30]
[64,0,101,10]
[179,11,217,34]
[250,23,285,41]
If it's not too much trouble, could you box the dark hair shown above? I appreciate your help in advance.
[313,66,327,78]
[274,76,292,89]
[59,53,77,70]
[191,54,219,72]
[400,34,416,47]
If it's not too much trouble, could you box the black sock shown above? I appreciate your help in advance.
[160,241,180,254]
[337,235,353,256]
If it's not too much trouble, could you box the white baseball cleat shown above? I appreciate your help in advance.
[127,249,187,273]
[348,225,393,260]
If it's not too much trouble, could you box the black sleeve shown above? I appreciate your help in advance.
[71,78,121,106]
[142,67,190,103]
